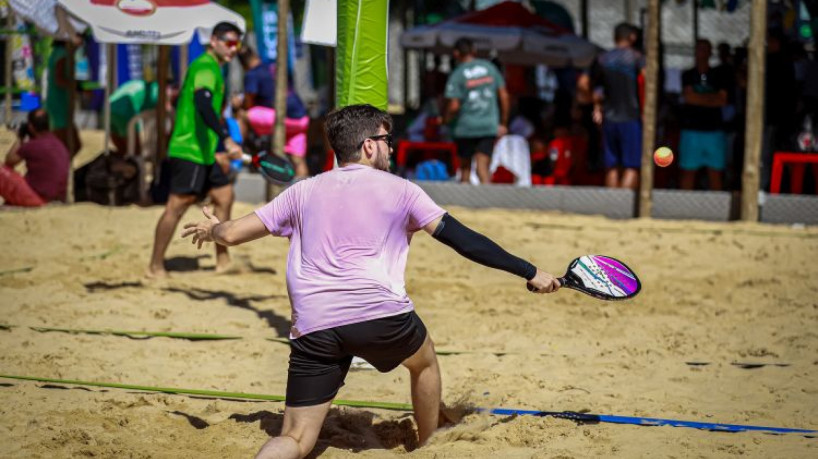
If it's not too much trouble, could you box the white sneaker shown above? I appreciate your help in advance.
[350,356,376,370]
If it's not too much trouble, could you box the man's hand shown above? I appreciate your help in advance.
[592,105,603,125]
[527,268,561,293]
[496,124,508,138]
[224,138,243,160]
[181,206,221,249]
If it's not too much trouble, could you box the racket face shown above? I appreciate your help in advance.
[254,153,295,184]
[563,255,641,301]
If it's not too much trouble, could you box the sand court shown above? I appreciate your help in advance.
[1,196,817,457]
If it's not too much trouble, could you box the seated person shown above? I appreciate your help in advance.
[109,79,177,156]
[0,109,70,206]
[237,46,310,178]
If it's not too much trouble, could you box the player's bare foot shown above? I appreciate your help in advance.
[145,265,168,279]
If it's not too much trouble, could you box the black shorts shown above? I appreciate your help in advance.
[168,157,230,197]
[286,311,427,407]
[455,136,496,160]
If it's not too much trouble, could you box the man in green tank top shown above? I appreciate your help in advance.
[148,22,243,278]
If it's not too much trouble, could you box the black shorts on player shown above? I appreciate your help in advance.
[455,136,495,160]
[285,311,427,407]
[168,157,231,197]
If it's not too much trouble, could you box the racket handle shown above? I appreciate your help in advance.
[526,277,564,292]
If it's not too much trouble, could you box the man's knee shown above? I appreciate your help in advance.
[164,194,195,218]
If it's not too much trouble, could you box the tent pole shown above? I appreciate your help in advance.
[741,0,766,222]
[638,0,660,218]
[4,11,13,124]
[268,0,290,201]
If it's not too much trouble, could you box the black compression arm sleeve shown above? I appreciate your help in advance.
[194,88,229,142]
[432,213,537,281]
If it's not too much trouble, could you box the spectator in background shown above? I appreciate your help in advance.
[0,109,70,206]
[591,23,644,190]
[444,37,510,184]
[238,46,310,178]
[46,40,81,156]
[679,39,730,190]
[109,79,178,156]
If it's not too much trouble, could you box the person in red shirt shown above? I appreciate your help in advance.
[0,109,70,206]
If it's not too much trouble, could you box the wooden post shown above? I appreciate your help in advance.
[580,0,589,39]
[267,0,289,201]
[157,45,169,162]
[693,0,699,42]
[104,44,115,204]
[65,40,76,204]
[179,43,188,82]
[638,0,660,218]
[4,11,13,123]
[741,0,766,222]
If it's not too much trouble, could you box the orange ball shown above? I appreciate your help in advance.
[653,147,674,167]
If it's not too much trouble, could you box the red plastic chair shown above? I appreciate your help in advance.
[532,137,573,186]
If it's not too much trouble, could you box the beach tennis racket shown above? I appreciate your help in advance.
[527,255,641,301]
[242,153,295,184]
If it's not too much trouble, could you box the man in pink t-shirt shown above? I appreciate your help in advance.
[182,104,560,458]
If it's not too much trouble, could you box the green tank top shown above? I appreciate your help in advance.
[168,52,224,165]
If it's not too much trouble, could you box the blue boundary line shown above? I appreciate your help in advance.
[480,408,817,435]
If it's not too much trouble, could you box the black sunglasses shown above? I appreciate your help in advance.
[359,133,393,150]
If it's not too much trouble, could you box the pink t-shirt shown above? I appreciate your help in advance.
[254,164,445,338]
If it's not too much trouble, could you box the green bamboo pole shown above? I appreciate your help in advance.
[28,326,243,341]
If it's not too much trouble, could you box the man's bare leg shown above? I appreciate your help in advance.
[707,168,723,191]
[621,168,639,190]
[474,152,491,184]
[459,160,472,184]
[402,335,441,446]
[680,170,696,190]
[208,184,234,272]
[288,154,309,178]
[147,193,196,277]
[255,401,332,459]
[604,168,620,188]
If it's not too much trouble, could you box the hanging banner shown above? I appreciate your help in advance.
[250,0,297,71]
[301,0,336,46]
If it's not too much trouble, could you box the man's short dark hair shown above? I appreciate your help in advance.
[212,21,242,38]
[614,22,635,42]
[237,46,257,68]
[454,37,474,56]
[325,104,392,164]
[27,109,49,133]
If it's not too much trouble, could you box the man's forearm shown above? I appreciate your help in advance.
[212,221,237,246]
[432,213,536,280]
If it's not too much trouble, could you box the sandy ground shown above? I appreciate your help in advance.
[1,130,817,458]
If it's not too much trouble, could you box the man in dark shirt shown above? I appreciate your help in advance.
[1,109,70,206]
[680,39,729,190]
[238,47,275,109]
[592,23,644,190]
[238,46,310,177]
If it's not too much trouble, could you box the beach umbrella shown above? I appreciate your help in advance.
[56,0,245,203]
[57,0,245,46]
[400,1,597,68]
